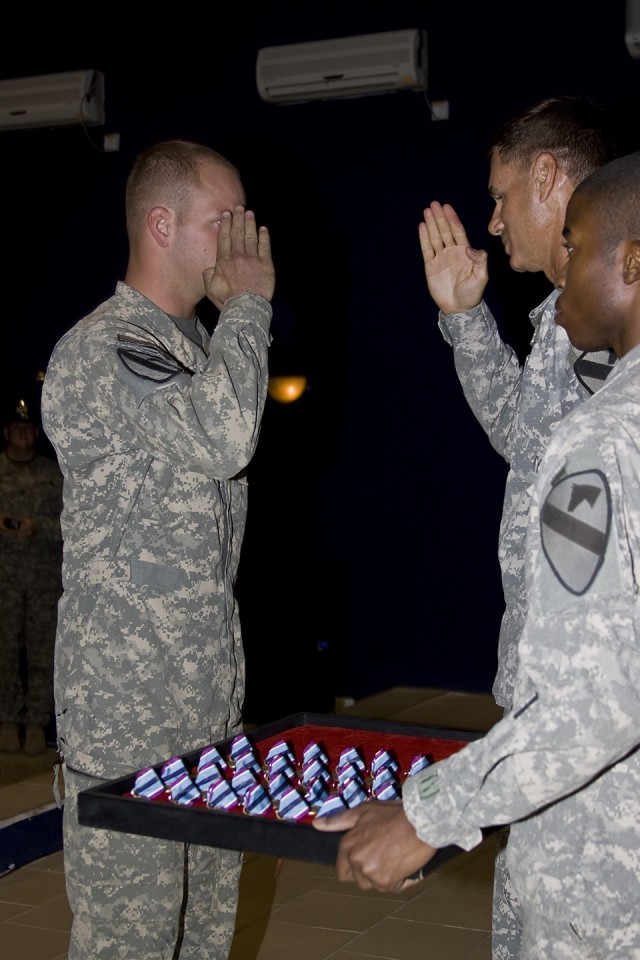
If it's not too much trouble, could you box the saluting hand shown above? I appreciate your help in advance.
[203,205,275,309]
[419,201,489,315]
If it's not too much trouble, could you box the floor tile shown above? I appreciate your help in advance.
[344,915,489,960]
[0,782,58,821]
[337,688,446,720]
[389,694,503,733]
[274,888,400,931]
[0,866,67,907]
[9,892,73,931]
[229,917,355,960]
[396,888,492,931]
[463,937,493,959]
[29,851,65,875]
[0,899,32,921]
[270,871,325,906]
[1,921,69,960]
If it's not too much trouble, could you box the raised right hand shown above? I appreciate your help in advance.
[419,202,488,314]
[203,205,275,309]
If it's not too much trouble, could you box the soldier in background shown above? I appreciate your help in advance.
[315,150,640,959]
[0,396,63,755]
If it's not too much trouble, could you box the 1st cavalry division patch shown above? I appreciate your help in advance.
[540,469,611,595]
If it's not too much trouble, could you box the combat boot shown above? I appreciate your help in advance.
[23,725,47,756]
[0,722,21,753]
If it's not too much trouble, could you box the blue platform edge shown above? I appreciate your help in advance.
[0,805,63,877]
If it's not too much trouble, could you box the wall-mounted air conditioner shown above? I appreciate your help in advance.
[256,28,427,104]
[0,70,105,131]
[627,0,640,57]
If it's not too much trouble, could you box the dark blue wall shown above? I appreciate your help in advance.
[3,2,639,721]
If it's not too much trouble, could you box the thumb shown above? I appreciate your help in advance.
[311,809,359,832]
[466,246,488,265]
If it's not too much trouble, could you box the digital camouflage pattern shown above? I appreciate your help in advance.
[403,343,640,954]
[63,766,242,960]
[41,281,271,959]
[0,449,63,726]
[439,291,616,957]
[438,289,615,710]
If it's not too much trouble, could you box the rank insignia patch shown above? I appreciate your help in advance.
[540,469,611,595]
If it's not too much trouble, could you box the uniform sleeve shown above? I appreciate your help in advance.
[438,300,523,462]
[43,292,272,479]
[402,430,640,851]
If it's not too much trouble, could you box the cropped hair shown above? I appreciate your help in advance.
[574,151,640,254]
[125,140,240,238]
[488,96,618,186]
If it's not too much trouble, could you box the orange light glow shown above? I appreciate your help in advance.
[267,376,307,403]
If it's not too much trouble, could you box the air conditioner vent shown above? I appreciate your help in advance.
[256,29,427,104]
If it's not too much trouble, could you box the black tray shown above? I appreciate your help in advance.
[78,712,481,870]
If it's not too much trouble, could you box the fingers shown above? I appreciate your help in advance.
[312,808,361,832]
[232,206,257,251]
[442,203,471,247]
[419,204,452,263]
[257,224,271,262]
[217,206,255,256]
[418,220,436,263]
[218,206,270,261]
[215,208,233,259]
[423,201,469,247]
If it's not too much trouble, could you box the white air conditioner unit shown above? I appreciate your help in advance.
[626,0,640,57]
[256,28,427,104]
[0,70,105,131]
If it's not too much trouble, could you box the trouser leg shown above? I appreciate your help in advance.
[177,841,242,960]
[520,903,640,959]
[63,766,185,960]
[492,826,522,960]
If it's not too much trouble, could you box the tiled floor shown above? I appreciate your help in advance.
[0,687,503,960]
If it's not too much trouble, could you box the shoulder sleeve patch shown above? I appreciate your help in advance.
[540,468,611,595]
[116,337,190,382]
[573,349,616,395]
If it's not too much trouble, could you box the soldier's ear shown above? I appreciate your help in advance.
[535,152,558,203]
[623,239,640,286]
[148,207,172,247]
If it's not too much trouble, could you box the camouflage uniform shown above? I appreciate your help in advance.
[0,450,63,726]
[438,291,616,958]
[41,281,272,960]
[404,342,640,958]
[438,289,614,711]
